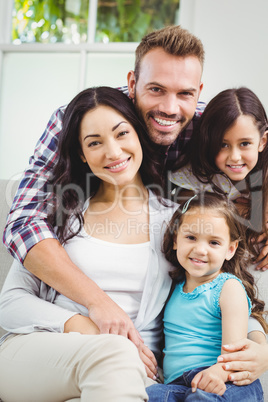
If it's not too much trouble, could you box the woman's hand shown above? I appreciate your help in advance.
[65,314,158,380]
[138,343,158,380]
[217,338,268,385]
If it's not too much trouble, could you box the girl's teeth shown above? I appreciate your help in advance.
[229,165,243,169]
[154,117,177,126]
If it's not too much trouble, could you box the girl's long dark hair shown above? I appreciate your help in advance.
[47,86,164,242]
[163,192,268,332]
[174,87,268,258]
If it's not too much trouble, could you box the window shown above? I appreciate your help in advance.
[12,0,180,44]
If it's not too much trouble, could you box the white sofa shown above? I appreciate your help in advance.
[0,179,267,400]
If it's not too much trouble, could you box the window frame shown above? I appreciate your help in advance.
[0,0,138,97]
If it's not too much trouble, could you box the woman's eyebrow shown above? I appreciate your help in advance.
[83,133,100,141]
[112,121,127,131]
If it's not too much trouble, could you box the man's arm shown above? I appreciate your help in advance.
[3,106,65,263]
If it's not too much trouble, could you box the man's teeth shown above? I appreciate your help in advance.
[154,117,177,126]
[108,159,128,169]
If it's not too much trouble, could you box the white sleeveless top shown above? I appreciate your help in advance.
[55,231,150,321]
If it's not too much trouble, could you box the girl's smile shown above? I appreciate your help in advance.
[215,115,267,182]
[173,208,238,287]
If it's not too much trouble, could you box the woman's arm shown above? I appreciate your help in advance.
[0,260,78,333]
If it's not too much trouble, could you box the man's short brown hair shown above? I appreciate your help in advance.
[134,25,205,81]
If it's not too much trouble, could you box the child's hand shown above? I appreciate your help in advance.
[191,364,228,396]
[138,343,158,380]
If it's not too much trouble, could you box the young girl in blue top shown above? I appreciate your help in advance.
[146,192,267,401]
[169,87,268,271]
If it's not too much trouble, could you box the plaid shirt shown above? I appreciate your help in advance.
[3,86,205,263]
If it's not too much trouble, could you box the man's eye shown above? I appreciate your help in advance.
[151,87,161,93]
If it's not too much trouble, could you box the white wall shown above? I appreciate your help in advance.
[180,0,268,109]
[0,50,135,180]
[0,0,268,179]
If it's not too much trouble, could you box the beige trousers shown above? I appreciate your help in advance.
[0,332,148,402]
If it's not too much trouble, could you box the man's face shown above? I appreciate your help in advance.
[128,48,203,146]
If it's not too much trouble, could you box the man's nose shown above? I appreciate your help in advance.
[158,94,179,116]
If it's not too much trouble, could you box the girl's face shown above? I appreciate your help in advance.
[173,207,238,284]
[79,105,143,187]
[215,115,267,182]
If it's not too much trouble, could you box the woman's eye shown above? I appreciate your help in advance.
[118,131,128,137]
[221,143,228,148]
[88,141,100,147]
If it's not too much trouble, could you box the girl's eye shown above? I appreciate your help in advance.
[186,235,196,241]
[241,141,251,147]
[210,240,220,246]
[221,143,228,149]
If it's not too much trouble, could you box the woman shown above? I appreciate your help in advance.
[0,87,177,401]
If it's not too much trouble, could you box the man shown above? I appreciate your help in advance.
[3,25,268,385]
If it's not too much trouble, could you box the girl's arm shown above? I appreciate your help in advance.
[220,279,249,348]
[191,278,249,394]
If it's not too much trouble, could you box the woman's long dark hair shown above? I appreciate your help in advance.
[47,86,164,242]
[174,87,268,257]
[163,192,268,332]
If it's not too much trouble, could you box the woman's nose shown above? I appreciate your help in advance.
[105,141,122,160]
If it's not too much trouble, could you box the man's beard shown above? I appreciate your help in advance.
[133,91,187,147]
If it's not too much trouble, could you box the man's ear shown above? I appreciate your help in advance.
[199,82,204,98]
[127,70,136,100]
[258,130,268,152]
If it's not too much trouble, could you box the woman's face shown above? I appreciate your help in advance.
[215,115,267,182]
[79,105,143,187]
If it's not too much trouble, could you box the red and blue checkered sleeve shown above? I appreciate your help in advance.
[3,105,66,264]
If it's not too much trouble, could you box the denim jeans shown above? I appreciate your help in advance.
[146,366,264,401]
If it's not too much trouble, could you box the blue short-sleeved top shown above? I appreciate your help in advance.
[163,273,252,384]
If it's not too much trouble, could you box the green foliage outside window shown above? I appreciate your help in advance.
[12,0,180,44]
